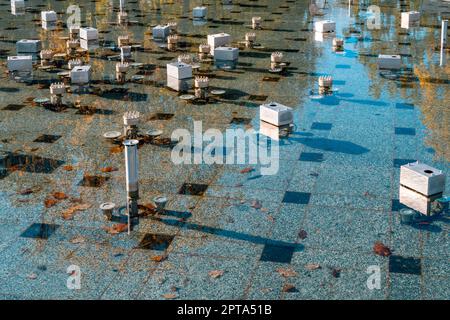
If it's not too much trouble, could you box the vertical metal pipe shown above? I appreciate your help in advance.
[123,139,139,233]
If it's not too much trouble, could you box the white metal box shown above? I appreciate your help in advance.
[400,162,445,196]
[167,76,192,92]
[193,6,207,19]
[41,11,57,22]
[214,47,239,61]
[80,38,99,50]
[207,33,231,55]
[80,27,98,40]
[377,54,401,69]
[260,102,294,127]
[152,25,170,40]
[120,46,132,58]
[70,65,91,84]
[401,11,420,29]
[7,55,32,71]
[314,20,336,33]
[16,40,41,53]
[166,62,192,80]
[11,0,25,15]
[399,185,442,216]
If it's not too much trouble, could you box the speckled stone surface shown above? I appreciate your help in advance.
[0,0,449,300]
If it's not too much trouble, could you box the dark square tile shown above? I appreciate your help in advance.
[389,255,422,275]
[3,104,25,111]
[282,192,311,204]
[299,152,324,162]
[393,159,416,168]
[311,122,332,131]
[395,127,416,136]
[78,175,109,187]
[33,134,62,143]
[395,103,414,110]
[248,95,268,102]
[21,223,59,239]
[136,233,174,251]
[260,243,295,263]
[230,117,251,125]
[178,183,208,196]
[149,113,174,120]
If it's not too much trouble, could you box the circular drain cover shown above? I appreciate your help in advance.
[103,131,122,139]
[211,90,226,96]
[180,94,195,100]
[310,95,323,100]
[100,202,116,210]
[146,129,163,137]
[33,98,50,104]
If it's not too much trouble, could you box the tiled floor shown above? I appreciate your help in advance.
[0,0,449,300]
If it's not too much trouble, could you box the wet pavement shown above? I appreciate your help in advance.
[0,0,449,299]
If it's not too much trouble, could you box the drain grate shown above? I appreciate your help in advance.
[282,192,311,204]
[389,255,421,275]
[33,134,62,143]
[149,113,174,120]
[78,175,109,187]
[136,233,174,251]
[299,152,324,162]
[21,223,59,239]
[248,95,268,102]
[260,242,295,263]
[3,104,25,111]
[178,183,208,196]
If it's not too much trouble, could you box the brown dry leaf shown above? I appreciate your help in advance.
[18,188,33,195]
[63,165,74,171]
[373,241,392,257]
[305,263,321,271]
[110,146,123,154]
[52,192,68,200]
[208,270,224,279]
[240,167,254,174]
[70,236,85,244]
[44,198,58,208]
[62,203,91,220]
[267,215,275,222]
[162,293,177,299]
[251,200,262,210]
[100,166,118,173]
[282,284,297,293]
[150,255,167,263]
[105,223,128,234]
[276,268,298,278]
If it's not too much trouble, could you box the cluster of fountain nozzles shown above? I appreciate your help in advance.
[49,82,65,106]
[194,76,209,99]
[318,76,333,95]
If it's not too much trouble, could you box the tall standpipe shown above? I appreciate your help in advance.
[124,139,139,234]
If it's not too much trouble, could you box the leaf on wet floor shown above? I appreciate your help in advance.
[240,167,254,174]
[276,268,298,277]
[70,236,85,244]
[208,270,224,278]
[150,255,167,262]
[63,165,74,171]
[17,188,34,195]
[373,241,391,257]
[62,203,91,220]
[52,192,68,200]
[104,223,128,234]
[100,166,118,173]
[162,293,178,299]
[251,200,262,209]
[44,198,58,208]
[305,263,321,271]
[298,230,308,240]
[282,284,298,293]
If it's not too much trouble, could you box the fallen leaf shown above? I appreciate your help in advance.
[298,230,308,240]
[251,200,262,209]
[208,270,224,279]
[260,207,269,213]
[110,146,123,154]
[276,268,298,278]
[150,255,167,262]
[104,223,128,234]
[63,165,74,171]
[70,236,85,244]
[44,198,57,208]
[162,293,177,299]
[240,167,254,174]
[28,273,38,280]
[52,192,68,200]
[18,188,33,195]
[331,268,341,278]
[373,241,392,257]
[305,263,321,271]
[62,203,91,220]
[267,215,275,222]
[100,166,118,173]
[282,284,298,293]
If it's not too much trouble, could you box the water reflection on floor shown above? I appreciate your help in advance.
[0,0,449,300]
